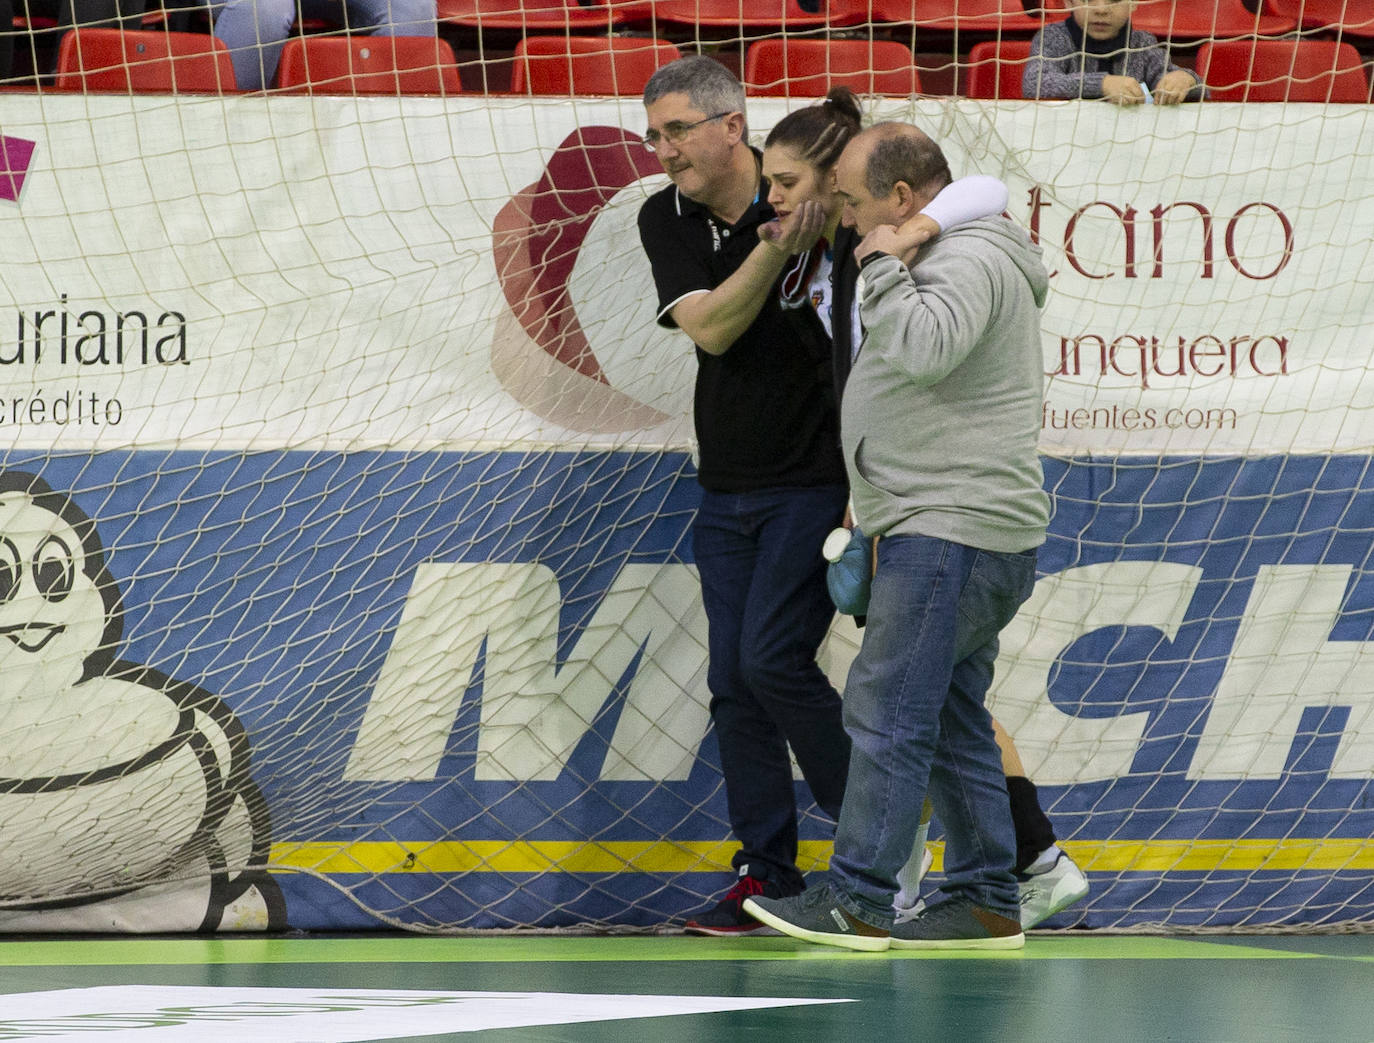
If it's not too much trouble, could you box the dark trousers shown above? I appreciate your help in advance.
[693,482,850,894]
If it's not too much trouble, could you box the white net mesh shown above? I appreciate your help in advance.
[1,1,1372,933]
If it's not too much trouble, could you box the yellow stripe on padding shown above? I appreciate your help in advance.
[269,838,1374,875]
[270,840,742,875]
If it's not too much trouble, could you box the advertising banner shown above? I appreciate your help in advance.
[0,97,1370,931]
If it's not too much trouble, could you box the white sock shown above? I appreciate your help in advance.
[894,820,931,910]
[1025,844,1062,876]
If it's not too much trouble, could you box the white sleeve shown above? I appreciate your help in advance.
[918,175,1010,232]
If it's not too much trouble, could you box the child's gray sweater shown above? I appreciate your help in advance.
[1024,18,1207,100]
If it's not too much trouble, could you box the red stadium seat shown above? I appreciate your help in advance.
[512,35,680,94]
[866,0,1057,32]
[53,29,236,92]
[964,38,1033,100]
[1196,38,1369,101]
[1130,0,1296,39]
[12,14,59,29]
[744,37,920,96]
[437,0,641,30]
[1264,0,1374,37]
[649,0,858,30]
[276,36,461,94]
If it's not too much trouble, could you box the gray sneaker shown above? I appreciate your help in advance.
[889,897,1025,951]
[743,884,891,952]
[1017,851,1090,929]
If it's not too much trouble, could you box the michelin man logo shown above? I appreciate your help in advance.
[0,472,285,932]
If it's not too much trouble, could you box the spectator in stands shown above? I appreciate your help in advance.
[210,0,437,90]
[762,90,1089,931]
[744,121,1052,951]
[1,0,148,81]
[1024,0,1205,105]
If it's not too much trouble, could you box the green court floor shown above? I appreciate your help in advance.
[1,933,1371,1042]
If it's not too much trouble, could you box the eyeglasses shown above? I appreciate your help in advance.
[642,112,731,153]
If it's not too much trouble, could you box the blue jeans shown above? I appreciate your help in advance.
[829,534,1037,925]
[212,0,437,90]
[693,483,849,894]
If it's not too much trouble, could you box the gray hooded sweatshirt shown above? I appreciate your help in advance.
[841,215,1051,553]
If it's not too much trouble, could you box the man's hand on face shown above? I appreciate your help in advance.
[854,224,906,265]
[758,199,827,255]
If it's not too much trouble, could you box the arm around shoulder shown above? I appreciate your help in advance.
[920,175,1009,233]
[877,176,1009,263]
[856,246,995,387]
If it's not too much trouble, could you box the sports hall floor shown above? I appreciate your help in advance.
[1,932,1371,1042]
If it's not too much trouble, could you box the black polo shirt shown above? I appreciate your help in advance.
[637,172,844,494]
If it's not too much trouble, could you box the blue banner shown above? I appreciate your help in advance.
[2,451,1371,930]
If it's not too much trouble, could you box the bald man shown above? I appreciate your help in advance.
[745,123,1052,951]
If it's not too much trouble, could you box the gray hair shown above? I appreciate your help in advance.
[644,55,747,133]
[863,122,952,201]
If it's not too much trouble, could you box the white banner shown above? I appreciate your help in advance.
[0,96,1371,454]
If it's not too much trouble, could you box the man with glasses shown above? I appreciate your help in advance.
[637,55,851,935]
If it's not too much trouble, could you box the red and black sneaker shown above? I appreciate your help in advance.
[683,869,787,936]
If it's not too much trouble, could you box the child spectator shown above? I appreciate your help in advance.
[1024,0,1205,106]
